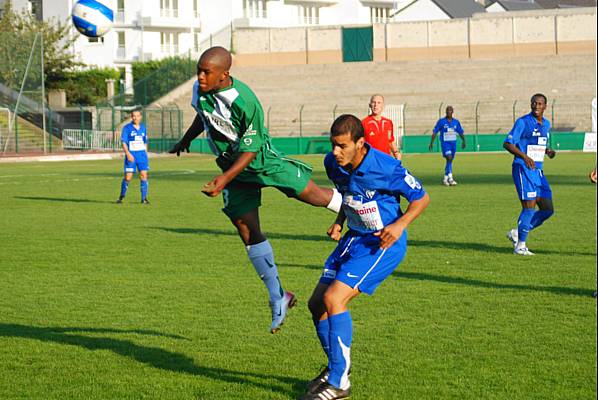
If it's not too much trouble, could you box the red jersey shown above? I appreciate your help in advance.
[362,115,395,154]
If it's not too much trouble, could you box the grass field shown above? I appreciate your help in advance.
[0,152,596,400]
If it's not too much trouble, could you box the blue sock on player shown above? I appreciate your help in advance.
[530,209,554,230]
[247,240,284,303]
[445,159,453,176]
[120,179,128,198]
[327,311,352,389]
[314,318,331,361]
[517,208,535,243]
[140,179,148,200]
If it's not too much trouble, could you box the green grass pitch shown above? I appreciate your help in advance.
[0,152,595,400]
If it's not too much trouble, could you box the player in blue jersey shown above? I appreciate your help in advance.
[301,114,430,400]
[117,109,150,204]
[504,93,556,256]
[429,106,466,186]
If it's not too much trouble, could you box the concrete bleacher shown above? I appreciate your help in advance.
[167,54,596,137]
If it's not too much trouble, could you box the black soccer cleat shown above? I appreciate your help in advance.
[141,198,150,204]
[116,196,124,204]
[301,382,350,400]
[306,367,330,394]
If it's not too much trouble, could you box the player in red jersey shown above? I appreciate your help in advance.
[362,94,401,160]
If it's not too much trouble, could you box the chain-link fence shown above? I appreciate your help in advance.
[260,98,595,138]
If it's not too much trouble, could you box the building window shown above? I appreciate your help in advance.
[88,36,105,43]
[117,31,125,58]
[243,0,267,19]
[161,32,179,54]
[160,0,178,17]
[194,32,201,52]
[370,6,390,23]
[298,5,319,25]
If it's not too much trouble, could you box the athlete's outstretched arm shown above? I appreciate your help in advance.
[375,193,430,249]
[202,151,257,197]
[169,114,204,156]
[503,142,535,169]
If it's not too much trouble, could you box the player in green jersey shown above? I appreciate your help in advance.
[170,47,342,334]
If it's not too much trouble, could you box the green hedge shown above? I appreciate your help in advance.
[49,67,120,106]
[131,56,195,105]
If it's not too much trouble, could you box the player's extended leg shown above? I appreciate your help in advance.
[514,199,537,255]
[139,170,149,204]
[297,180,342,212]
[230,208,296,333]
[117,172,133,203]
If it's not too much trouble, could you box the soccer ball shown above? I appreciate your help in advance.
[71,0,114,38]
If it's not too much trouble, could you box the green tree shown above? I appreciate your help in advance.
[0,1,79,91]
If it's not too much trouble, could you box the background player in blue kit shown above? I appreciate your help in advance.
[302,115,429,400]
[117,109,150,204]
[429,106,466,186]
[504,93,556,256]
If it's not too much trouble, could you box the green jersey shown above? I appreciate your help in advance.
[191,77,280,173]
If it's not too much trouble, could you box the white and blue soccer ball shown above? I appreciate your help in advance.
[71,0,114,38]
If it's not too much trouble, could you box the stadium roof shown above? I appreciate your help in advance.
[430,0,488,18]
[534,0,597,7]
[488,0,543,10]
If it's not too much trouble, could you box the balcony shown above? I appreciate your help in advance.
[160,8,179,18]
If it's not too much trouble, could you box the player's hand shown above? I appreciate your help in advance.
[461,141,466,149]
[127,154,134,163]
[168,140,190,156]
[374,222,405,250]
[428,144,433,151]
[590,169,597,184]
[201,175,228,197]
[545,149,556,159]
[523,155,536,170]
[327,223,343,241]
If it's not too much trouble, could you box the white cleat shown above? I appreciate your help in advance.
[270,291,297,334]
[514,247,535,256]
[506,229,518,247]
[448,178,458,186]
[442,176,450,186]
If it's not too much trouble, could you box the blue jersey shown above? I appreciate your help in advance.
[504,113,550,170]
[324,145,426,235]
[121,122,148,154]
[433,117,464,146]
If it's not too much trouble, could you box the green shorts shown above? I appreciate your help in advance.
[221,157,313,219]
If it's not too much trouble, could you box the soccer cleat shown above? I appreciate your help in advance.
[116,196,124,204]
[141,198,150,204]
[514,247,534,256]
[448,177,458,186]
[506,229,518,246]
[442,176,450,186]
[270,291,297,334]
[306,367,330,394]
[301,382,351,400]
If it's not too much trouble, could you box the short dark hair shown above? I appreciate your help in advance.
[531,93,547,103]
[131,108,142,115]
[330,114,364,142]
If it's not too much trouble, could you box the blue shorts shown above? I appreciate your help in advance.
[124,152,149,173]
[441,142,457,157]
[512,164,552,201]
[319,230,407,295]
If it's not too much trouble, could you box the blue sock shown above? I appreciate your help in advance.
[140,180,148,200]
[445,159,453,175]
[327,311,352,389]
[246,240,284,303]
[120,179,128,198]
[315,318,331,362]
[530,210,553,230]
[517,208,536,242]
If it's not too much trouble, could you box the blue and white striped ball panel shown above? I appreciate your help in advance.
[71,0,114,38]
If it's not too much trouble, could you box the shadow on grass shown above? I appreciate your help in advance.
[0,323,305,397]
[154,227,595,257]
[278,263,595,297]
[14,196,115,204]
